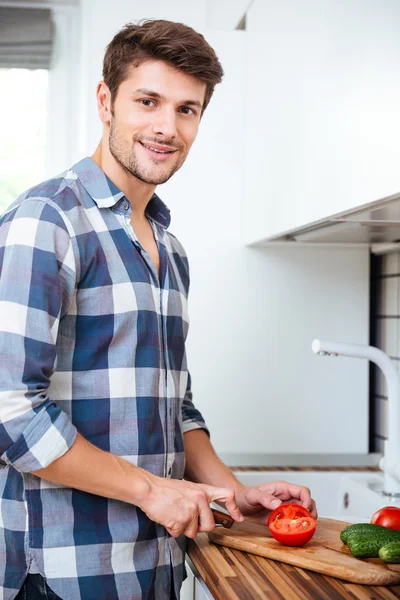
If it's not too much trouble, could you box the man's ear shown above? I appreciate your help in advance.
[96,81,113,124]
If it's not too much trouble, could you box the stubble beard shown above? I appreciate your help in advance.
[109,119,186,185]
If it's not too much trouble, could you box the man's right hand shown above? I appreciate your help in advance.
[138,475,244,539]
[31,433,243,539]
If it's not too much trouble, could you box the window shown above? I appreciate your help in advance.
[0,68,48,213]
[0,69,48,213]
[0,6,52,214]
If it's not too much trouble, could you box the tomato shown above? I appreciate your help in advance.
[371,506,400,530]
[267,503,316,546]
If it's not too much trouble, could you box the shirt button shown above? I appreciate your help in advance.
[168,467,172,476]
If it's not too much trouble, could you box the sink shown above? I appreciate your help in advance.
[337,472,400,519]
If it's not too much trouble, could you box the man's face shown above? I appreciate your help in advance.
[107,60,206,185]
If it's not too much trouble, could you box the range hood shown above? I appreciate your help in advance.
[272,191,400,245]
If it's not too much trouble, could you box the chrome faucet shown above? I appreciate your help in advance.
[312,338,400,496]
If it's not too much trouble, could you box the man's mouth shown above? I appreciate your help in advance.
[139,141,177,156]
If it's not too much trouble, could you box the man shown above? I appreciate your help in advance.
[0,19,317,600]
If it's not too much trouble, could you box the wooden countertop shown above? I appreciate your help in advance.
[187,534,400,599]
[187,466,393,599]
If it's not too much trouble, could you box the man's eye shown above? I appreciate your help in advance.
[180,107,195,115]
[140,99,155,107]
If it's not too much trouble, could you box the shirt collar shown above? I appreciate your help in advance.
[71,156,171,229]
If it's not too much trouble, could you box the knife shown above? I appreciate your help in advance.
[211,508,271,536]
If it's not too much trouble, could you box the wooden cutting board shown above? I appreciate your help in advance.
[208,517,400,586]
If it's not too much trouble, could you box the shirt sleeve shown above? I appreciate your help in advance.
[0,198,78,472]
[181,372,210,437]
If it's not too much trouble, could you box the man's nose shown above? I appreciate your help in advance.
[151,107,177,139]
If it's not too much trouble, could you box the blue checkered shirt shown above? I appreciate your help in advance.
[0,157,209,600]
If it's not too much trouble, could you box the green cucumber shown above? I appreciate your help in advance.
[340,523,387,544]
[379,541,400,563]
[347,530,400,558]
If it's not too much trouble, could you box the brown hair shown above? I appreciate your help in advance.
[102,19,224,114]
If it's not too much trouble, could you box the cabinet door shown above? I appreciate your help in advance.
[194,578,214,600]
[184,558,215,600]
[180,567,194,600]
[243,0,400,245]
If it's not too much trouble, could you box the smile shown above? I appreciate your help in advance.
[139,142,177,157]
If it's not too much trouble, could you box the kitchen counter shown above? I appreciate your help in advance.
[186,465,393,599]
[187,534,400,599]
[229,465,381,472]
[219,453,382,468]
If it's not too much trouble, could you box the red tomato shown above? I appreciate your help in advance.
[267,503,316,546]
[371,506,400,530]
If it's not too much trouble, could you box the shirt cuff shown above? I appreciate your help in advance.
[182,421,210,437]
[1,401,77,473]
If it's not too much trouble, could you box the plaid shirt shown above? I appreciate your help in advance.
[0,157,209,600]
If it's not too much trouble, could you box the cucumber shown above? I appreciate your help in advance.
[347,530,400,558]
[379,541,400,563]
[340,523,387,544]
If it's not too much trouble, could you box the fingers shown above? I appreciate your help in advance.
[294,483,314,511]
[290,484,318,518]
[188,486,245,536]
[167,488,221,538]
[224,494,245,523]
[309,498,318,519]
[183,512,203,539]
[151,478,318,541]
[244,481,318,518]
[199,484,244,523]
[195,503,217,535]
[244,486,282,511]
[181,484,245,537]
[165,500,211,539]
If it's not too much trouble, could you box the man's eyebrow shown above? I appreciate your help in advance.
[133,88,203,109]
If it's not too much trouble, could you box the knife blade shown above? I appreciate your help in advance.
[211,508,271,536]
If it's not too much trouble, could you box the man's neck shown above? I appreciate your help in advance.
[91,142,156,219]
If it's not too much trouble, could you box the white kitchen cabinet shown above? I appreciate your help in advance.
[243,0,400,246]
[181,559,214,600]
[194,578,213,600]
[180,565,194,600]
[182,558,214,600]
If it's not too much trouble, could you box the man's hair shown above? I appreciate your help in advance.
[102,19,224,114]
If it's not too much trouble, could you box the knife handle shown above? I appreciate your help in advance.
[211,508,234,528]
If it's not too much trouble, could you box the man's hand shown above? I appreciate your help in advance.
[234,480,318,524]
[138,476,244,539]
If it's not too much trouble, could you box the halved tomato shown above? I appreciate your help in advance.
[267,503,316,546]
[371,506,400,530]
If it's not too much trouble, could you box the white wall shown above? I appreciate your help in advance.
[206,0,251,29]
[59,0,370,455]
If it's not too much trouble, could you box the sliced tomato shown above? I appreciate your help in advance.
[268,503,316,546]
[371,506,400,530]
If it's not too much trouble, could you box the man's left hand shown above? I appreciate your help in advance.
[234,480,318,524]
